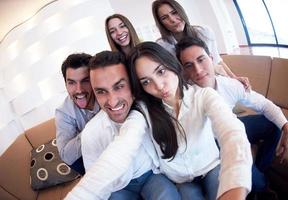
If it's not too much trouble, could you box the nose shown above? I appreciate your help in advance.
[168,14,176,23]
[75,82,83,93]
[194,63,202,75]
[115,28,122,36]
[154,79,164,92]
[107,92,118,108]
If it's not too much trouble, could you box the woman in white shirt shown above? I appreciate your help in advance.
[127,41,252,200]
[151,0,250,89]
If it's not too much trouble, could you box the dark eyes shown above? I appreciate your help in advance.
[171,10,178,15]
[160,15,168,21]
[119,24,126,28]
[67,81,75,85]
[160,10,178,21]
[184,63,193,69]
[157,68,166,75]
[95,90,106,95]
[115,84,124,90]
[141,80,150,86]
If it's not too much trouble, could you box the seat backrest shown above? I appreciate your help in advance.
[25,118,56,148]
[267,58,288,117]
[222,55,272,96]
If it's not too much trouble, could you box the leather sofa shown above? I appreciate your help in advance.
[0,55,287,199]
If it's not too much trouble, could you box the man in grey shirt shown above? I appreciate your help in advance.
[55,53,100,175]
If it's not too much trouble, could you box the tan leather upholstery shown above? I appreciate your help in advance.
[267,58,288,111]
[222,55,272,96]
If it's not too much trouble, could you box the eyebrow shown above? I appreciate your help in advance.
[197,55,206,60]
[108,22,124,31]
[139,64,162,81]
[94,78,126,91]
[66,75,89,82]
[160,9,176,17]
[113,78,126,87]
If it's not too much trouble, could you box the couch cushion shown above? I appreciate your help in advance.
[222,55,272,96]
[30,139,80,190]
[25,118,56,148]
[267,58,288,111]
[0,134,37,200]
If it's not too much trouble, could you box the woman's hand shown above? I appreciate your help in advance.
[236,76,251,91]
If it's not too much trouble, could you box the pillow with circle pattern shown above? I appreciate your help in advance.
[30,138,81,190]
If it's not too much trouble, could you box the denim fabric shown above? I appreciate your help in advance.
[69,156,85,175]
[109,170,152,200]
[177,164,220,200]
[239,115,281,191]
[141,173,181,200]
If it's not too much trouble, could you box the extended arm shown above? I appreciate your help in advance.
[203,88,252,199]
[65,107,151,200]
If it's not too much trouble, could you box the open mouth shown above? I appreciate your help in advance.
[109,103,125,111]
[117,34,128,43]
[74,93,88,108]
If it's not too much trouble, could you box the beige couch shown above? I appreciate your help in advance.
[0,55,287,199]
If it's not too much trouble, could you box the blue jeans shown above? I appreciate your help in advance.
[109,170,152,200]
[238,115,281,191]
[177,164,220,200]
[110,171,181,200]
[69,157,85,175]
[141,173,181,200]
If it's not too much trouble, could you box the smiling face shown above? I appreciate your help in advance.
[179,45,216,88]
[135,55,179,106]
[108,17,130,48]
[158,3,185,34]
[90,63,133,123]
[65,66,94,110]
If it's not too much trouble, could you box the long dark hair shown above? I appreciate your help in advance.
[152,0,205,43]
[128,41,187,159]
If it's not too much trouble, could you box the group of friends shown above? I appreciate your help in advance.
[54,0,288,199]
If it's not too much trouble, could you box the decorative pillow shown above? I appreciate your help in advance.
[30,138,81,190]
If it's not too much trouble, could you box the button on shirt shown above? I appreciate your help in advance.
[55,96,100,165]
[150,85,252,198]
[216,76,287,129]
